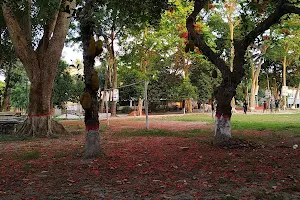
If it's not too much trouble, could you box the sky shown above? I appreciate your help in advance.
[62,44,83,64]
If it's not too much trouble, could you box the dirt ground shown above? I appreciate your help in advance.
[0,117,299,200]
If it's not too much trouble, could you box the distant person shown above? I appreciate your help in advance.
[275,100,279,112]
[270,99,274,113]
[211,101,215,119]
[243,100,248,114]
[263,101,267,113]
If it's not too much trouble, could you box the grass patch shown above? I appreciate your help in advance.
[115,128,212,138]
[15,150,41,160]
[0,135,28,142]
[165,114,214,124]
[165,114,300,135]
[53,152,68,158]
[23,163,32,172]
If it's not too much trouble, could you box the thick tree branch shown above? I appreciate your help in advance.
[282,3,300,15]
[187,0,231,76]
[25,0,32,42]
[234,1,300,84]
[243,0,286,49]
[45,0,76,74]
[2,4,37,80]
[36,13,59,55]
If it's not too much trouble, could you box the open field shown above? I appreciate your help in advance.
[0,113,299,199]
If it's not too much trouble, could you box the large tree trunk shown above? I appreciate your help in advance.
[214,83,236,145]
[81,0,103,158]
[17,74,67,137]
[3,0,76,137]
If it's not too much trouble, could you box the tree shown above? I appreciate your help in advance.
[78,0,168,158]
[5,62,29,112]
[1,0,76,136]
[189,59,218,106]
[53,60,84,108]
[0,14,19,111]
[10,82,29,111]
[186,0,300,145]
[265,14,300,109]
[248,41,269,111]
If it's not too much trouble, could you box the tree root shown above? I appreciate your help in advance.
[16,118,69,137]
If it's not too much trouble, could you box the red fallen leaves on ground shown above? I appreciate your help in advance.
[0,119,299,199]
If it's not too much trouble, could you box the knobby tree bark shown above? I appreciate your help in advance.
[2,0,76,137]
[187,0,300,145]
[80,0,104,158]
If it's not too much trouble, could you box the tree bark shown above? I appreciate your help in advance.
[292,82,300,109]
[2,93,10,112]
[214,82,236,145]
[185,98,193,113]
[81,0,103,158]
[138,99,143,116]
[249,64,261,111]
[111,58,117,117]
[17,72,67,137]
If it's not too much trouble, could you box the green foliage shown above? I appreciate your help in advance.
[10,82,29,110]
[6,62,29,110]
[0,81,5,92]
[118,67,144,101]
[177,77,197,100]
[53,60,84,108]
[0,135,27,142]
[148,66,182,102]
[105,0,169,29]
[15,151,41,160]
[119,106,132,114]
[189,59,219,101]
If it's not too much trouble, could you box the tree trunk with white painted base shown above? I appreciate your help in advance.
[185,0,300,145]
[215,116,231,143]
[214,84,235,145]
